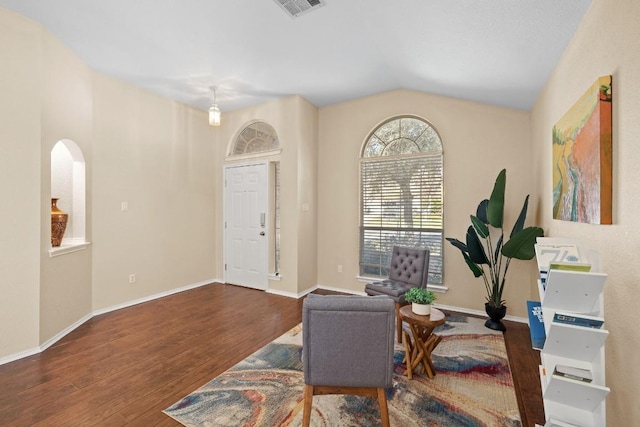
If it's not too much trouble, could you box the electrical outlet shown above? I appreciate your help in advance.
[121,201,129,211]
[129,274,136,283]
[337,265,343,273]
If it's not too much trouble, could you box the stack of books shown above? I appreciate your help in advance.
[553,364,593,383]
[553,311,604,329]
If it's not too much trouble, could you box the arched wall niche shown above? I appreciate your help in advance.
[50,139,87,253]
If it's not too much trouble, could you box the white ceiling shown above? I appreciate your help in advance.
[0,0,593,113]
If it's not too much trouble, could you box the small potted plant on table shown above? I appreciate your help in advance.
[405,287,437,315]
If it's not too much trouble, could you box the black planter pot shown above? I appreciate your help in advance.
[484,302,507,332]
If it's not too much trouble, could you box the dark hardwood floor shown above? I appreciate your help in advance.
[0,283,544,426]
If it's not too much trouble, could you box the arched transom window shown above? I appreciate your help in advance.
[360,116,444,284]
[232,121,279,156]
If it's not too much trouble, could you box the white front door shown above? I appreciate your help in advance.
[224,163,268,290]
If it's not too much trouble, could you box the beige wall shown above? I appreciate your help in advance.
[531,0,640,424]
[317,90,534,317]
[91,73,216,311]
[0,6,217,360]
[0,8,42,357]
[294,96,319,294]
[39,27,93,343]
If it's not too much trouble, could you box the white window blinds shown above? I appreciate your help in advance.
[360,154,443,283]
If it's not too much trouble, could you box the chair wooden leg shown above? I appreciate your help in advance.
[302,384,313,427]
[377,387,390,427]
[305,385,390,426]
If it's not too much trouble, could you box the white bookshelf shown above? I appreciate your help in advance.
[534,240,609,427]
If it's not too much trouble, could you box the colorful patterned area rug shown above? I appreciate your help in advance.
[164,314,521,426]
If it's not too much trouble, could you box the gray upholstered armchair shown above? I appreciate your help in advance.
[302,294,395,427]
[364,246,430,342]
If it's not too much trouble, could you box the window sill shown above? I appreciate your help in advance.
[49,241,91,257]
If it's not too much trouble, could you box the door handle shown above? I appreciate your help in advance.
[259,231,265,236]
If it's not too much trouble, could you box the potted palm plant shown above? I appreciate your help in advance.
[405,287,437,315]
[446,169,544,331]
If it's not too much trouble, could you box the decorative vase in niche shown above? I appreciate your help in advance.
[51,198,68,247]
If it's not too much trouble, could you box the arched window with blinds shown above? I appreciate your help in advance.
[360,116,444,284]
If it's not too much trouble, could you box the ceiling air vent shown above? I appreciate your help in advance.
[273,0,325,18]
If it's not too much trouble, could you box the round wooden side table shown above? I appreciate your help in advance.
[399,305,446,379]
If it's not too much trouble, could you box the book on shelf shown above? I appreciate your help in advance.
[553,311,604,329]
[553,364,593,383]
[527,300,546,350]
[549,261,591,272]
[538,263,590,290]
[535,242,582,274]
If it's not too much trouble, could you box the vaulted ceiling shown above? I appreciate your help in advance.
[0,0,593,113]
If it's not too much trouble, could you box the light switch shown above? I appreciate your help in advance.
[121,202,129,211]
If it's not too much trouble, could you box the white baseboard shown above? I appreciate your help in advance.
[267,285,367,299]
[1,280,527,366]
[92,279,213,316]
[40,312,94,352]
[0,279,216,366]
[264,284,528,324]
[316,285,526,322]
[433,302,527,324]
[265,288,302,298]
[0,346,41,366]
[317,285,367,296]
[0,328,94,366]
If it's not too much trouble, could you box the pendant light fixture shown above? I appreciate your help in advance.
[209,86,221,126]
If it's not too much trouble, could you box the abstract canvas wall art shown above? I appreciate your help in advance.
[552,76,612,224]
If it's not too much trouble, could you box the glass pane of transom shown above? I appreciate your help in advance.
[364,136,385,157]
[383,138,419,156]
[400,118,428,140]
[233,121,279,155]
[375,120,400,143]
[416,128,443,153]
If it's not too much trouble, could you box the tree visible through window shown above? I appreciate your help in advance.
[360,116,444,284]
